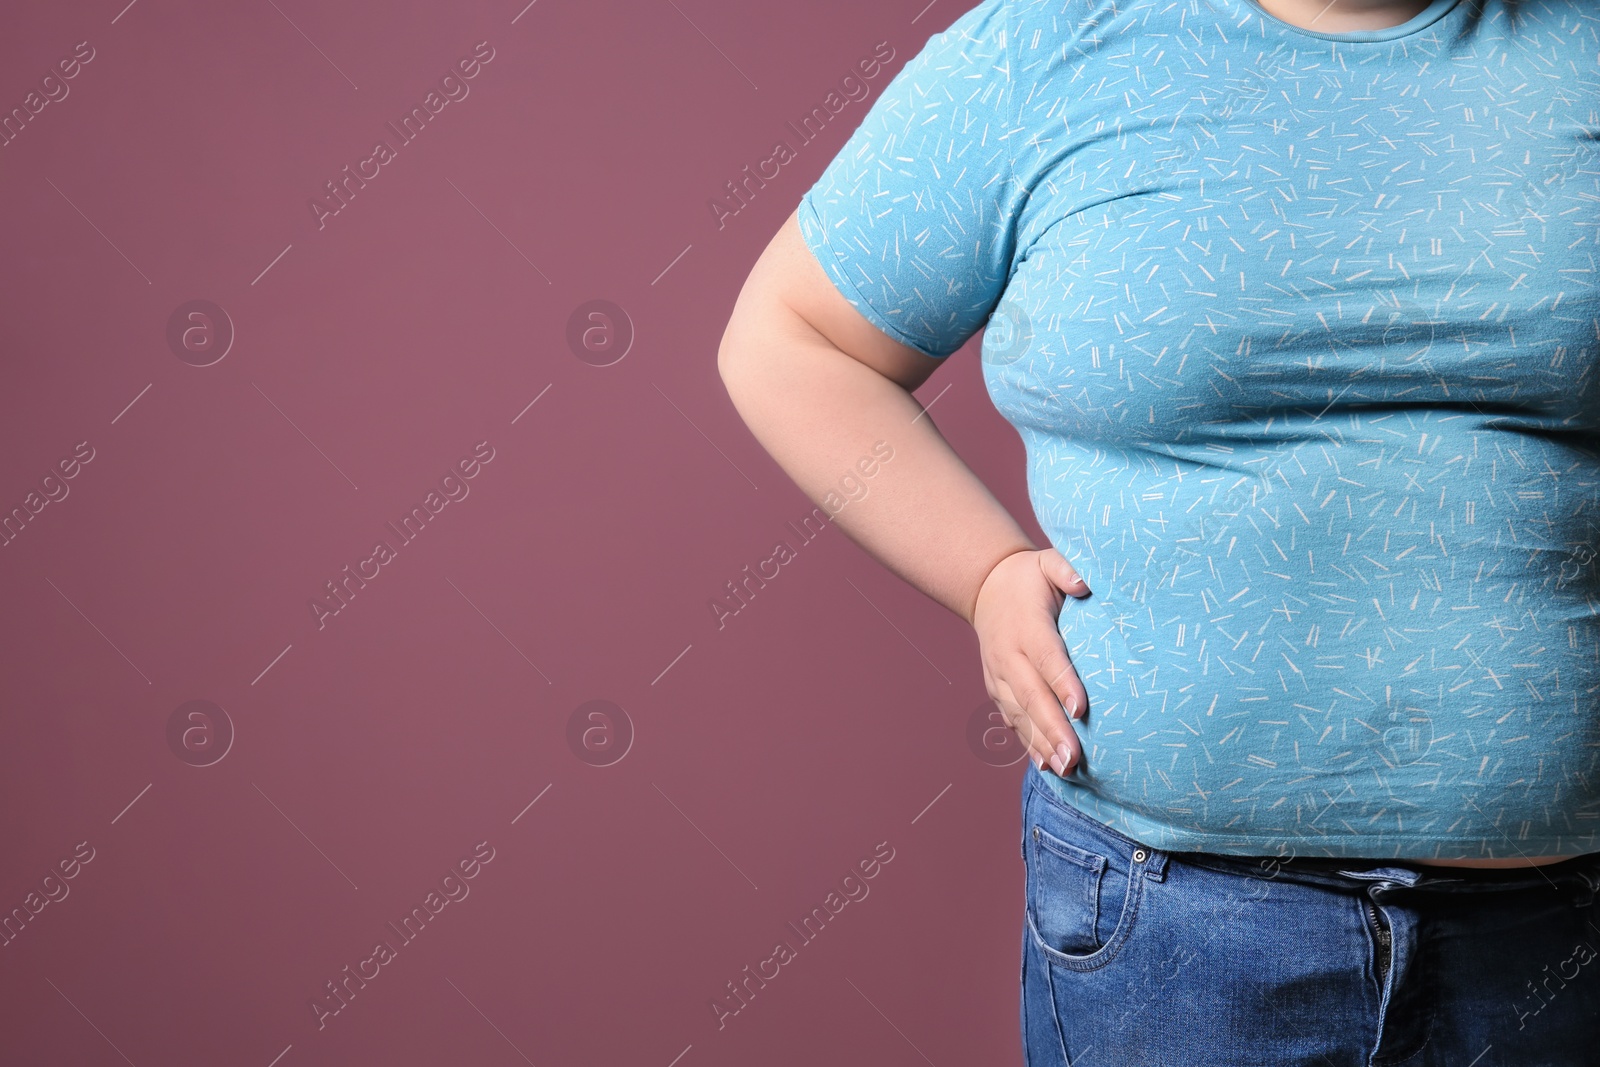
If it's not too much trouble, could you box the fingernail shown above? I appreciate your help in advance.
[1056,742,1073,771]
[1048,751,1067,775]
[1032,752,1045,771]
[1065,696,1078,719]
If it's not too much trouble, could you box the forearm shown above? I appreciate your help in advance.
[718,307,1036,627]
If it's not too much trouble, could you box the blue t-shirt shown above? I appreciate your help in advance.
[798,0,1600,858]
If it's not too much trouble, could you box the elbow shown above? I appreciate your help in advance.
[716,316,761,396]
[715,331,739,384]
[716,336,743,402]
[716,328,750,419]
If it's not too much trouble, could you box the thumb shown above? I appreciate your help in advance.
[1038,548,1091,597]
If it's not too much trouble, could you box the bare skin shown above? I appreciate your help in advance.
[1255,0,1433,32]
[721,203,1573,873]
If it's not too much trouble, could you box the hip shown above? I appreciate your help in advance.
[1018,768,1600,1066]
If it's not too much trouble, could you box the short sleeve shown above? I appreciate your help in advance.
[797,0,1023,360]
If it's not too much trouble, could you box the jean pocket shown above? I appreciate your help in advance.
[1025,816,1141,970]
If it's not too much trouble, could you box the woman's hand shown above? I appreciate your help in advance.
[972,547,1092,776]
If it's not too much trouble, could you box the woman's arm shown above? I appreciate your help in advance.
[718,207,1092,777]
[717,206,1036,627]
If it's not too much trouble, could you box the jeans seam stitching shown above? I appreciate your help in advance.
[1030,769,1159,856]
[1027,864,1145,972]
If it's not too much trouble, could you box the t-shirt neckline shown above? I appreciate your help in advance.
[1233,0,1461,43]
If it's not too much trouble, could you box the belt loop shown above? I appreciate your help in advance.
[1139,847,1170,882]
[1334,865,1424,888]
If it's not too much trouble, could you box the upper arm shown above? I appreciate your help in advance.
[721,206,945,393]
[720,0,1026,393]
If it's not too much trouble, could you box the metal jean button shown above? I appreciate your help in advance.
[1133,848,1148,863]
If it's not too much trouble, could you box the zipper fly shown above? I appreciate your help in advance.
[1364,897,1393,981]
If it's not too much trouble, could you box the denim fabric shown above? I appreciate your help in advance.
[1019,766,1600,1066]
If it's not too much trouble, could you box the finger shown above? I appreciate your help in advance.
[989,678,1049,769]
[1037,548,1091,598]
[1033,634,1088,722]
[998,661,1083,776]
[1015,671,1083,776]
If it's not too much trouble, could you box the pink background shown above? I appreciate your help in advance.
[0,1,1049,1063]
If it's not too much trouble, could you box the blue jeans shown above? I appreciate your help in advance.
[1019,767,1600,1066]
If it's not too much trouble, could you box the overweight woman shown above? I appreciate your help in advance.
[718,0,1600,1062]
